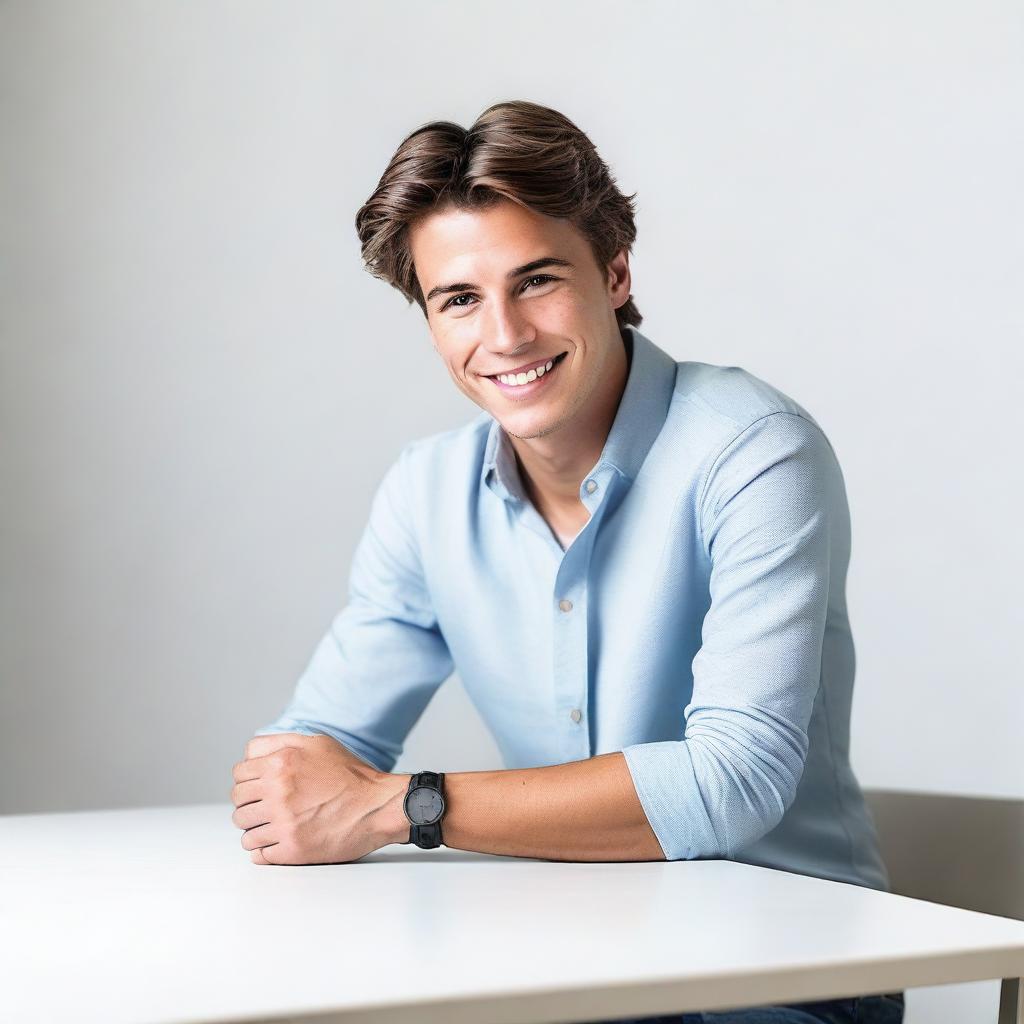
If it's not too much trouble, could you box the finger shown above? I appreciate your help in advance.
[240,822,275,852]
[252,843,280,865]
[233,749,293,784]
[232,759,263,784]
[231,800,269,831]
[245,733,315,760]
[230,777,262,807]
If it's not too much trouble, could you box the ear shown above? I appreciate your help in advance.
[606,248,631,310]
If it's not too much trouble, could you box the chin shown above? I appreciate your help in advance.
[499,410,564,441]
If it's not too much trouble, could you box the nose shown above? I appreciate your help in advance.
[483,293,537,360]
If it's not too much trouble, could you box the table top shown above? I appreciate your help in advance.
[3,803,1023,1024]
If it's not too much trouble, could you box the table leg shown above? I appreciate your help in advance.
[1000,978,1022,1024]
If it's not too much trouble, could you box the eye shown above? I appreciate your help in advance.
[439,274,558,313]
[522,273,557,291]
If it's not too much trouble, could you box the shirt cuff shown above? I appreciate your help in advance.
[621,740,721,861]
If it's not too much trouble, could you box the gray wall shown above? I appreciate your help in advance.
[2,4,1021,1019]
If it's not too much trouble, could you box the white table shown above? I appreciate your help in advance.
[2,803,1022,1024]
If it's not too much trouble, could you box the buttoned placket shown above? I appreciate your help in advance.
[510,465,616,762]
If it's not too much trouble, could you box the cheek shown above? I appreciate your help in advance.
[539,289,594,339]
[544,289,581,321]
[448,357,475,387]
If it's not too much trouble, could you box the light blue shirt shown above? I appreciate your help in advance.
[255,325,891,891]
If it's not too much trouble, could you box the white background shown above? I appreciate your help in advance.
[2,3,1021,1021]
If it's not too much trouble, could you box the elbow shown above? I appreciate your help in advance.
[686,727,808,858]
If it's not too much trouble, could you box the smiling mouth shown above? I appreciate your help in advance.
[487,351,568,385]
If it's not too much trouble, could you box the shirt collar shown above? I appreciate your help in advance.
[481,325,678,504]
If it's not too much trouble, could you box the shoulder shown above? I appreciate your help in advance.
[662,362,844,526]
[667,360,838,467]
[671,360,824,436]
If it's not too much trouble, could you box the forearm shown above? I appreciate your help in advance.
[374,752,666,862]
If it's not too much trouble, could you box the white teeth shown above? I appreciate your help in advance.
[497,358,557,387]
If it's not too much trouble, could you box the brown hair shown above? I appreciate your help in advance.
[354,100,642,329]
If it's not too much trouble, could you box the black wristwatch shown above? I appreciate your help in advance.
[403,771,446,849]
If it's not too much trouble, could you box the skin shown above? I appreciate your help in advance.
[232,199,663,865]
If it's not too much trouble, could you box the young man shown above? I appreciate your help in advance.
[230,100,903,1023]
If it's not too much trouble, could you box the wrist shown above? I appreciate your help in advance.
[372,771,413,846]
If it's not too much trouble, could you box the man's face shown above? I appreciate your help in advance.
[408,199,630,441]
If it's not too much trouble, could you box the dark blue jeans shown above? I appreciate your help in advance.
[579,990,904,1024]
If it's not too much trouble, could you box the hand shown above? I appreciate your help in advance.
[230,733,406,865]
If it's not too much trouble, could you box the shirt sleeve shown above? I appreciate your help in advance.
[252,443,454,773]
[621,411,844,860]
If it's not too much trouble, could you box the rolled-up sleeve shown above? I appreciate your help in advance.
[252,442,454,772]
[622,411,842,860]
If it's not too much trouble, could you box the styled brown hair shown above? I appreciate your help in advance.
[354,99,642,329]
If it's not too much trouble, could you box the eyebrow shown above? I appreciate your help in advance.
[425,257,576,305]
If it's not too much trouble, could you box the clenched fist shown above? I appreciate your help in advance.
[230,732,410,865]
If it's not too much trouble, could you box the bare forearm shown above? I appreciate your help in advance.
[374,752,665,862]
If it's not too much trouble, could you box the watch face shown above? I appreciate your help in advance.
[405,786,444,825]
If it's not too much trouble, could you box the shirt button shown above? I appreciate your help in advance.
[570,708,582,723]
[558,598,573,612]
[585,479,598,494]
